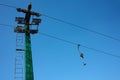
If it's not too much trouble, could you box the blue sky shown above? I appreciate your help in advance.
[0,0,120,80]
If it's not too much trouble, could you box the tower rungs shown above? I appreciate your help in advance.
[15,63,23,65]
[14,71,23,73]
[15,56,23,62]
[14,77,23,78]
[16,68,23,69]
[15,56,23,58]
[16,49,25,51]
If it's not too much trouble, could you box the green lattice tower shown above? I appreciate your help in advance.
[25,24,34,80]
[24,4,34,80]
[24,4,40,80]
[15,3,41,80]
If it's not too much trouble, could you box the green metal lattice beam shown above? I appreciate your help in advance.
[24,3,34,80]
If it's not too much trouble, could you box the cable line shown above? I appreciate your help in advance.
[0,23,120,59]
[40,32,77,45]
[0,3,120,59]
[0,23,14,27]
[81,45,120,58]
[42,14,120,42]
[0,3,16,8]
[39,32,120,59]
[1,3,120,42]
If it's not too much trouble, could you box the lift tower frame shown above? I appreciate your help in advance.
[14,3,41,80]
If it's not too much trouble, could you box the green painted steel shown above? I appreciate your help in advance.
[24,3,34,80]
[25,25,34,80]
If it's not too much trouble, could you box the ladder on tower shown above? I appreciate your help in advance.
[14,33,25,80]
